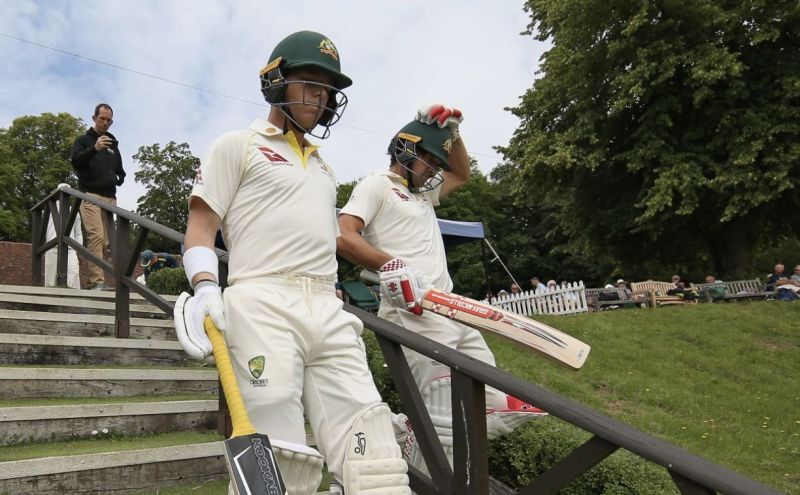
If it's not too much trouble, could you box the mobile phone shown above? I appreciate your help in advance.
[109,139,118,146]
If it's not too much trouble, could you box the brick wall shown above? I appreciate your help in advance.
[0,242,33,286]
[0,241,144,288]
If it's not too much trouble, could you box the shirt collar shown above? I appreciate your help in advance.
[250,118,320,152]
[377,170,409,188]
[249,118,284,138]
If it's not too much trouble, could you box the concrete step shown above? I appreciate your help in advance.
[0,293,168,319]
[0,284,178,303]
[0,400,218,445]
[0,441,226,495]
[0,309,176,340]
[0,333,190,366]
[0,367,218,399]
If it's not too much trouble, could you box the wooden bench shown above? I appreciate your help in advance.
[584,287,642,311]
[630,280,697,307]
[691,279,774,302]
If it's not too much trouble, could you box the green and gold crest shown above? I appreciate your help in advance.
[318,38,339,61]
[248,356,265,379]
[442,136,454,154]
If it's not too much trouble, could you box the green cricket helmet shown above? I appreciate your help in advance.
[388,120,456,192]
[259,31,351,138]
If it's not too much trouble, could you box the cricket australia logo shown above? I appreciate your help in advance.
[248,356,269,387]
[353,432,366,455]
[319,38,339,61]
[248,356,265,379]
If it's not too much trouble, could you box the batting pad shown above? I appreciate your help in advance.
[403,377,454,478]
[343,403,410,494]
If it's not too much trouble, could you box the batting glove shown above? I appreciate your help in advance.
[379,258,425,315]
[173,281,225,360]
[416,103,463,139]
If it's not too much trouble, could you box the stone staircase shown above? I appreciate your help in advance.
[0,284,228,494]
[0,284,514,494]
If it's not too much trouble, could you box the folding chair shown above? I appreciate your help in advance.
[340,280,381,313]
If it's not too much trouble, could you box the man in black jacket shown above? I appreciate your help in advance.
[70,103,125,290]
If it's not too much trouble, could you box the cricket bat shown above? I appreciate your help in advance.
[204,317,286,494]
[361,270,590,369]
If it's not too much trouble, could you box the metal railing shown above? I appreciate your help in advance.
[30,186,781,495]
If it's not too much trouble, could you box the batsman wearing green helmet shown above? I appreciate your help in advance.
[338,105,547,479]
[174,31,409,495]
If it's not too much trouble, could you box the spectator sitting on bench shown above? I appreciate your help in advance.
[615,279,633,300]
[767,263,799,301]
[667,275,697,301]
[700,275,726,302]
[792,265,800,285]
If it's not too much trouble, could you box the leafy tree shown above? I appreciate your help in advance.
[336,178,358,209]
[0,112,85,240]
[0,141,22,239]
[336,178,365,283]
[133,141,199,250]
[502,0,800,279]
[437,165,506,298]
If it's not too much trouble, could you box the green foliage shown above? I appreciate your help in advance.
[0,112,85,240]
[488,419,676,493]
[502,0,800,278]
[336,178,358,209]
[133,141,198,251]
[361,328,403,413]
[488,302,799,493]
[355,300,796,492]
[146,267,191,295]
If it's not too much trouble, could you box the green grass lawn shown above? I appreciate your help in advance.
[484,300,799,493]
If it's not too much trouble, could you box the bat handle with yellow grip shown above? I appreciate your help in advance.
[204,316,256,438]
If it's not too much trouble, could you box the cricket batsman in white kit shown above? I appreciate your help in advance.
[173,31,409,495]
[337,107,546,477]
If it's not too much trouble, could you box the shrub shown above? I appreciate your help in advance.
[488,419,677,494]
[146,267,191,295]
[363,325,676,492]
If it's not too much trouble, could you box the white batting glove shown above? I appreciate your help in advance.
[173,281,226,360]
[379,258,425,315]
[416,103,463,139]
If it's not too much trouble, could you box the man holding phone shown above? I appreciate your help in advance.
[70,103,126,290]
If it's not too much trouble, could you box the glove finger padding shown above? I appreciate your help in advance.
[270,439,324,495]
[416,103,463,132]
[379,258,424,314]
[174,284,224,360]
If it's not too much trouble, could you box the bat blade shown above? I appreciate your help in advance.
[224,434,285,495]
[421,290,590,369]
[204,317,286,495]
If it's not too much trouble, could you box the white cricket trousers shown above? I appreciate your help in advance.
[223,275,384,478]
[379,304,507,410]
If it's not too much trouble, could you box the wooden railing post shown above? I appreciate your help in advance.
[31,207,44,286]
[114,216,131,338]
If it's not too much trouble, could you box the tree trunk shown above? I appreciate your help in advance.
[711,220,755,278]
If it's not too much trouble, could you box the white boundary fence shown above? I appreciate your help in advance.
[487,281,588,316]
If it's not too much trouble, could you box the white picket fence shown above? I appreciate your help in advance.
[487,281,588,316]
